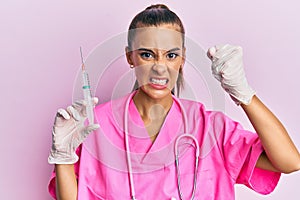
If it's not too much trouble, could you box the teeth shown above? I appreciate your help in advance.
[150,78,167,85]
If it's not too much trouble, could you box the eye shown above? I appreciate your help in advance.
[167,53,178,60]
[140,52,153,59]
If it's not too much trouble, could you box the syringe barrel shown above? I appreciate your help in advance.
[82,70,94,124]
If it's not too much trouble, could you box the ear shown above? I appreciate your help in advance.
[125,46,134,65]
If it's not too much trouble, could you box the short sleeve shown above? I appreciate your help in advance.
[214,113,281,194]
[48,145,82,199]
[236,140,281,194]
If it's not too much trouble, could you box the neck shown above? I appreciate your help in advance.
[133,89,173,122]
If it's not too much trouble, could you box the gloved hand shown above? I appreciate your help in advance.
[207,44,256,105]
[48,98,100,164]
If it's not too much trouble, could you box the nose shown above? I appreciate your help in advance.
[152,60,167,75]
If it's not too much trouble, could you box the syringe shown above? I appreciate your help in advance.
[80,47,94,125]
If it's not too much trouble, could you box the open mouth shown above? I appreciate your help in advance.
[150,78,168,85]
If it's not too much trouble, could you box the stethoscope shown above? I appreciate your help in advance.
[124,92,200,200]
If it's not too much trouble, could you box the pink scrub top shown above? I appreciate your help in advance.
[48,92,280,200]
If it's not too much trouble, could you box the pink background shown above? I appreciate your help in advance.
[1,0,299,199]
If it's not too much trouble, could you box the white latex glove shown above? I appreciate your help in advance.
[207,44,255,105]
[48,98,99,164]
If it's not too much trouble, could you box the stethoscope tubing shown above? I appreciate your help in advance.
[124,92,200,200]
[175,133,200,200]
[124,92,137,200]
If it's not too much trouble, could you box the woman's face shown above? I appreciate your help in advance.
[126,24,185,100]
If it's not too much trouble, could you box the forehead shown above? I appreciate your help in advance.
[130,25,183,51]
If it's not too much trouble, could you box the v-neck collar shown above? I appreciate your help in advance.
[127,93,183,167]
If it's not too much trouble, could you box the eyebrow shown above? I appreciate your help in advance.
[166,47,181,53]
[137,48,155,54]
[137,47,181,53]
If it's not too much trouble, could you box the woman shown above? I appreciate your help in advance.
[48,4,300,200]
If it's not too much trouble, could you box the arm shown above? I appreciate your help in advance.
[55,164,78,200]
[207,44,300,174]
[241,95,300,173]
[48,99,99,199]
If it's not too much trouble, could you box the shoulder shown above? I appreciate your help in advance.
[178,98,224,118]
[95,93,130,114]
[178,98,237,130]
[93,93,133,128]
[179,98,205,112]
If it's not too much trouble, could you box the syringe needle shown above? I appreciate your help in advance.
[80,46,85,70]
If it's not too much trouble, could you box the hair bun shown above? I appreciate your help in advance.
[146,4,169,10]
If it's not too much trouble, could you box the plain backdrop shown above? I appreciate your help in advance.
[1,0,299,199]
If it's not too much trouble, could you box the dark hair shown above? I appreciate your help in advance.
[128,4,185,95]
[128,4,185,49]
